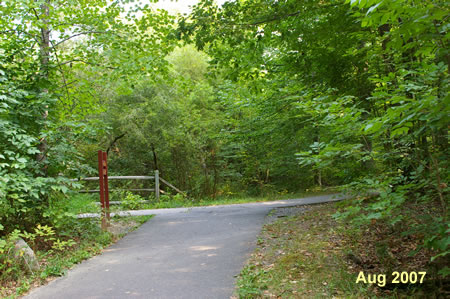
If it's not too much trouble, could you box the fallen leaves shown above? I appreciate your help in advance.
[235,203,349,297]
[236,202,440,298]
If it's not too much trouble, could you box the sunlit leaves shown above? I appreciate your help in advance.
[0,0,178,233]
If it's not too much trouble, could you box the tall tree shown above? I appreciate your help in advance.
[179,0,449,267]
[0,0,176,232]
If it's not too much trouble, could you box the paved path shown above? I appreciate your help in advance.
[25,194,345,299]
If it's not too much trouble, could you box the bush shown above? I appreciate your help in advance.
[120,192,144,210]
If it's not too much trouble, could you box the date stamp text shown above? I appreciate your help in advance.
[356,271,426,287]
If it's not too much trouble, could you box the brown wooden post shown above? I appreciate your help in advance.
[98,150,107,230]
[102,151,110,223]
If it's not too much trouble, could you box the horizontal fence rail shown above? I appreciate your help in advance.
[79,188,155,193]
[72,174,182,196]
[72,151,181,226]
[73,174,158,197]
[71,175,154,181]
[71,163,184,219]
[94,200,150,205]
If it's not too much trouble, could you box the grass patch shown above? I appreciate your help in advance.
[66,193,101,214]
[234,203,443,298]
[71,188,337,214]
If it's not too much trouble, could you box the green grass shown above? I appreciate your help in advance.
[234,203,370,298]
[66,193,101,214]
[69,188,337,214]
[234,202,440,298]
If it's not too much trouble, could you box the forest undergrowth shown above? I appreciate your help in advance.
[0,215,152,298]
[235,201,448,298]
[0,0,448,296]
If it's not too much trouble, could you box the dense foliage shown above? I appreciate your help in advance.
[179,0,449,275]
[0,0,448,284]
[0,0,176,233]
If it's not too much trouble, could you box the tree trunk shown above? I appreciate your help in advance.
[37,1,50,175]
[313,125,322,187]
[151,143,158,171]
[212,150,218,198]
[202,156,210,196]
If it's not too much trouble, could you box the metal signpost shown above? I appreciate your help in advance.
[71,152,183,226]
[98,150,110,229]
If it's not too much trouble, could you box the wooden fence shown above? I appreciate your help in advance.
[73,174,160,199]
[71,150,183,229]
[71,172,184,201]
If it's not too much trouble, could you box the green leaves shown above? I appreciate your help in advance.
[0,0,180,234]
[366,2,382,16]
[183,0,448,274]
[363,122,382,134]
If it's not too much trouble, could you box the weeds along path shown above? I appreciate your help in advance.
[25,194,344,299]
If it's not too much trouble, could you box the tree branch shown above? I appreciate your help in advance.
[54,31,112,47]
[58,59,118,70]
[107,133,127,155]
[32,7,40,20]
[49,40,70,100]
[193,3,338,28]
[54,80,78,90]
[235,11,302,27]
[0,29,41,44]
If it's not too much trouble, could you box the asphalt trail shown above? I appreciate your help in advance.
[25,194,345,299]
